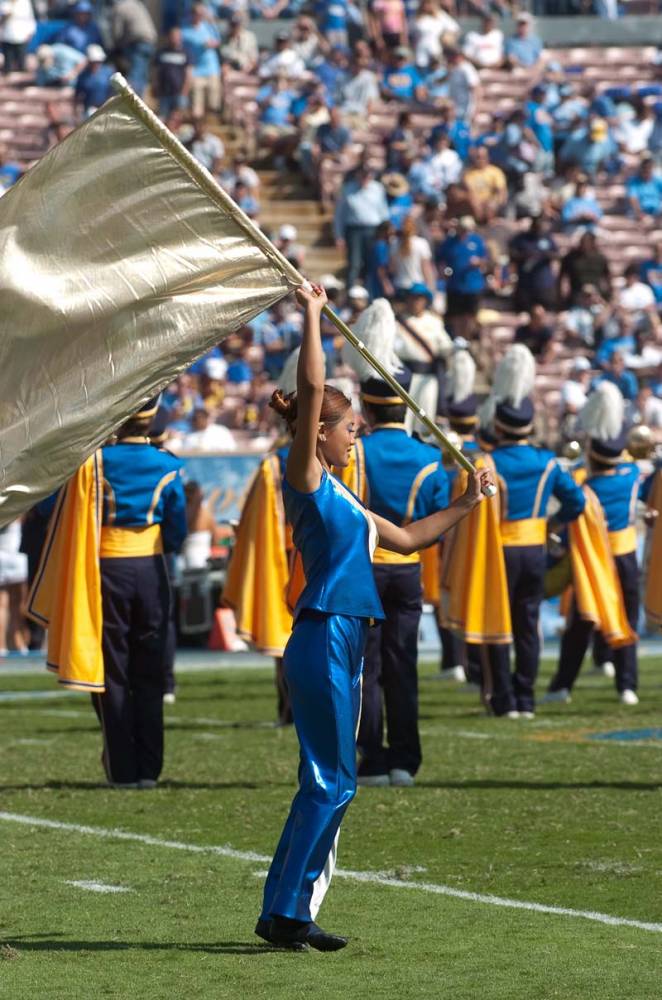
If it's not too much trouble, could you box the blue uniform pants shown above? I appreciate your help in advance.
[550,551,639,694]
[261,610,367,923]
[487,544,546,715]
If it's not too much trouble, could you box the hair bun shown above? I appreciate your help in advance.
[269,388,297,422]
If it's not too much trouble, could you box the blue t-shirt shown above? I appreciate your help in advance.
[383,64,421,102]
[525,99,553,152]
[259,86,296,126]
[75,64,114,110]
[505,34,543,67]
[316,0,349,31]
[430,120,470,161]
[227,359,253,383]
[561,195,602,226]
[626,175,662,215]
[639,257,662,303]
[436,233,487,294]
[182,21,220,76]
[595,370,639,401]
[367,238,391,300]
[56,21,104,54]
[0,161,21,191]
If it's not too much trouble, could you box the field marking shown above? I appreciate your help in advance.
[0,690,77,703]
[65,880,133,894]
[2,811,661,936]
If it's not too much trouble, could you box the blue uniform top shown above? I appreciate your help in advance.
[492,443,585,523]
[359,426,449,525]
[284,469,384,622]
[587,462,641,532]
[101,440,187,554]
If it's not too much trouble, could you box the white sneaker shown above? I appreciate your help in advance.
[590,661,616,679]
[519,711,535,720]
[163,692,176,705]
[620,689,639,706]
[541,688,572,705]
[389,769,415,787]
[438,665,466,682]
[505,710,520,719]
[357,774,390,788]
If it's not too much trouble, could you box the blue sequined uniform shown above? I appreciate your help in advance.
[261,469,383,923]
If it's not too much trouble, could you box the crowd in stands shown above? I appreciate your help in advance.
[0,0,661,450]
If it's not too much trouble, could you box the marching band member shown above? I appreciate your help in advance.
[256,284,492,951]
[342,299,450,788]
[545,384,642,704]
[483,346,586,718]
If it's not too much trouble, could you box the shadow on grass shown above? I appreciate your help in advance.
[415,779,662,791]
[0,778,290,791]
[6,935,299,956]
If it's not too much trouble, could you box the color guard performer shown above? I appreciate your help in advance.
[484,346,586,717]
[342,299,450,787]
[256,284,492,951]
[545,384,642,704]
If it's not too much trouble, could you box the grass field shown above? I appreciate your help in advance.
[2,654,662,1000]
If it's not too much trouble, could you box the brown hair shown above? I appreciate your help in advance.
[184,480,203,533]
[269,385,351,428]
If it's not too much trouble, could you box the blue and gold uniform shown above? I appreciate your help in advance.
[94,401,187,787]
[260,468,383,924]
[489,397,585,715]
[550,446,641,698]
[356,413,449,781]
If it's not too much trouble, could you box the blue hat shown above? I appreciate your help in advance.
[494,397,534,436]
[447,393,478,425]
[407,283,433,303]
[73,1,93,12]
[590,432,627,465]
[361,367,412,405]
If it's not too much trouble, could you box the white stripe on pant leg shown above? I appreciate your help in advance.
[309,830,339,920]
[1,812,661,935]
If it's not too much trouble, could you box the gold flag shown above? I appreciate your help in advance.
[0,80,296,525]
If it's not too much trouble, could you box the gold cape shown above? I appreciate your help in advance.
[26,453,104,691]
[440,455,512,644]
[645,470,662,629]
[567,484,636,646]
[223,452,293,656]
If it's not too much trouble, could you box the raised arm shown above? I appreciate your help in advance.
[285,284,328,493]
[371,468,493,554]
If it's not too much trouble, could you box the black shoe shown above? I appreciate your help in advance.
[270,917,348,952]
[254,918,308,951]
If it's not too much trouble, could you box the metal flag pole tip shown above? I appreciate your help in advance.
[109,75,494,498]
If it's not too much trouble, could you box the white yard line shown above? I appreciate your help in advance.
[2,811,661,935]
[0,690,77,703]
[64,880,133,894]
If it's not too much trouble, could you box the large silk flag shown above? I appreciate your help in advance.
[0,76,298,525]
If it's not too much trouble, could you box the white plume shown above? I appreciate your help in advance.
[278,347,300,396]
[478,394,497,429]
[341,298,403,381]
[579,381,624,441]
[446,349,476,403]
[492,344,536,407]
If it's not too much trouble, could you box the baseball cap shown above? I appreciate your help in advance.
[319,273,344,290]
[348,285,369,299]
[279,224,298,241]
[572,357,591,372]
[86,44,106,62]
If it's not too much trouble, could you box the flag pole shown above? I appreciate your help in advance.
[109,74,495,493]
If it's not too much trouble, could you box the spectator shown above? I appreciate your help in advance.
[445,47,480,122]
[75,45,114,118]
[314,105,351,162]
[0,0,35,73]
[396,283,452,435]
[386,110,415,172]
[234,179,259,217]
[492,109,541,186]
[524,85,554,175]
[559,117,619,179]
[626,155,662,220]
[614,99,655,159]
[369,0,408,51]
[430,101,471,161]
[559,230,612,305]
[338,49,380,119]
[391,215,435,292]
[463,14,504,70]
[314,45,350,104]
[344,285,370,324]
[421,53,449,107]
[220,152,260,198]
[190,117,225,174]
[110,0,157,97]
[508,217,558,313]
[504,12,543,69]
[413,0,458,69]
[290,16,324,66]
[436,215,488,340]
[561,175,603,232]
[596,350,639,400]
[334,164,390,288]
[259,31,306,81]
[409,129,462,201]
[313,1,349,49]
[56,0,103,55]
[153,27,191,120]
[252,0,290,19]
[275,224,305,269]
[381,46,425,103]
[514,304,555,360]
[172,407,237,452]
[0,520,28,655]
[618,263,658,329]
[182,3,221,119]
[562,283,613,348]
[639,241,662,307]
[635,384,662,434]
[256,72,298,167]
[383,171,413,230]
[0,141,19,196]
[463,145,507,224]
[35,43,86,88]
[560,357,592,416]
[221,14,258,73]
[366,219,395,300]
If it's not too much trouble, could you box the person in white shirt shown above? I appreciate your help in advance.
[413,0,459,68]
[174,408,237,452]
[445,47,480,121]
[462,14,504,69]
[0,0,35,72]
[391,216,435,291]
[259,32,306,80]
[560,357,592,414]
[618,264,657,324]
